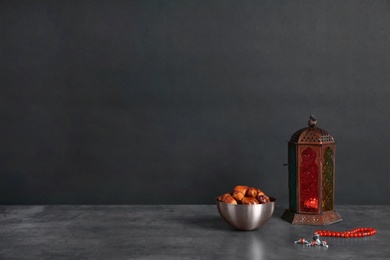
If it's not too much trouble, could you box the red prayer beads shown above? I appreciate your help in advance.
[314,228,376,238]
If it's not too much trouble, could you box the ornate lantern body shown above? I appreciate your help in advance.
[282,116,343,225]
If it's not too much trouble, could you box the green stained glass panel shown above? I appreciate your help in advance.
[322,146,334,211]
[288,143,297,211]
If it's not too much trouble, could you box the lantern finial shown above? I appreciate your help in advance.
[308,115,317,127]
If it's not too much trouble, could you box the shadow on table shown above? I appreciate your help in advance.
[272,206,285,219]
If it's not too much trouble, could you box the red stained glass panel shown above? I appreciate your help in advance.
[299,147,319,213]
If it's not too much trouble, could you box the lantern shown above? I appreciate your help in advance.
[281,116,342,225]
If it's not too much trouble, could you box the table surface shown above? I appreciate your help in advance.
[0,204,389,259]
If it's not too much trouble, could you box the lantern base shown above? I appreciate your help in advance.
[281,209,343,225]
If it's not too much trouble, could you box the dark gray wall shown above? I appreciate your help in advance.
[2,0,390,205]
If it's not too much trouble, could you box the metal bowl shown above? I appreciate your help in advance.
[216,197,276,231]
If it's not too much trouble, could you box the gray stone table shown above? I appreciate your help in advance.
[0,204,389,259]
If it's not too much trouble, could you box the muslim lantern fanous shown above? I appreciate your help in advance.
[281,116,343,225]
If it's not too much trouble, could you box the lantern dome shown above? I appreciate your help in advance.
[289,115,334,144]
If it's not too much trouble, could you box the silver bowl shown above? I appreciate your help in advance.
[216,197,276,231]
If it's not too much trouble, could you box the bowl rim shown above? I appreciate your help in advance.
[216,196,276,206]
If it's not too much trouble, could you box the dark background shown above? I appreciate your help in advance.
[2,0,390,205]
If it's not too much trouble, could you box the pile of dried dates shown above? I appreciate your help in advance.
[217,185,270,205]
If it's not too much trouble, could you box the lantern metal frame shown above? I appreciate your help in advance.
[281,116,343,225]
